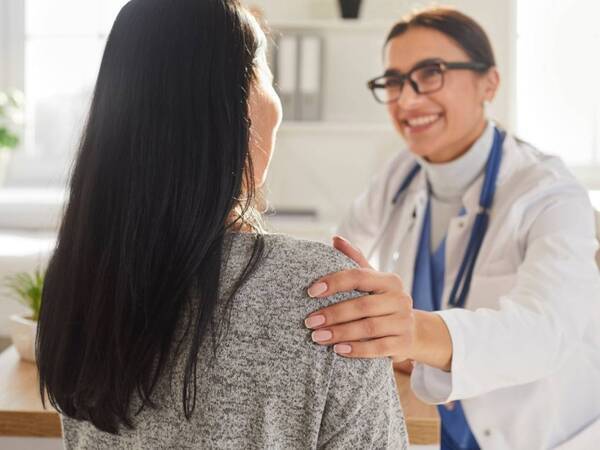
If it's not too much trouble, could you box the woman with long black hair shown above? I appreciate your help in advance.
[36,0,407,448]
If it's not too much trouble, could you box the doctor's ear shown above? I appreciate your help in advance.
[481,66,500,103]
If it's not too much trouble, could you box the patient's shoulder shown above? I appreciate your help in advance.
[262,233,362,310]
[262,233,358,276]
[224,232,360,310]
[225,232,357,277]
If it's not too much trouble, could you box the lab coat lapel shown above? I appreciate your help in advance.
[443,180,481,308]
[392,173,428,293]
[442,132,515,309]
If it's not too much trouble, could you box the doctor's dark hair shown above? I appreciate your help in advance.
[36,0,265,434]
[385,7,496,69]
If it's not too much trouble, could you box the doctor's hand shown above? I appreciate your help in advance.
[305,236,453,371]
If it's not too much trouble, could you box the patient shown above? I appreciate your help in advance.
[36,0,407,448]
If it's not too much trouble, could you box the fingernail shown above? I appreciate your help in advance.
[334,344,352,354]
[308,282,327,297]
[333,235,348,243]
[304,315,325,329]
[312,330,332,342]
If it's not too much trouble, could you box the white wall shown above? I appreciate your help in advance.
[0,0,25,92]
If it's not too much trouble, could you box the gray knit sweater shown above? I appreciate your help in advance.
[61,233,408,449]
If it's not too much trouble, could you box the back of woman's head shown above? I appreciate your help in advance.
[37,0,265,434]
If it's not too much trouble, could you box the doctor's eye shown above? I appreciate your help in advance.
[412,64,444,89]
[368,76,405,103]
[369,77,403,89]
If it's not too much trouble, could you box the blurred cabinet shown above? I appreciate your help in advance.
[261,16,401,225]
[269,19,391,124]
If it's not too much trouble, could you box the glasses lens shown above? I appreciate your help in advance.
[371,76,403,103]
[411,65,443,94]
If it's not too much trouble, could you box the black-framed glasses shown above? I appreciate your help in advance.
[367,59,490,104]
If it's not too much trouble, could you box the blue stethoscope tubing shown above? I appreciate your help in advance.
[373,127,505,309]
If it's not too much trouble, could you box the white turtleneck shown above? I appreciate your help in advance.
[416,121,495,251]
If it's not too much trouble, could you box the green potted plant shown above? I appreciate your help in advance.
[4,268,44,362]
[0,89,24,185]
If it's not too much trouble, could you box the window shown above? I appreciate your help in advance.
[516,0,600,181]
[2,0,128,186]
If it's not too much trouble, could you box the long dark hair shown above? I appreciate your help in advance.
[36,0,265,434]
[386,7,496,68]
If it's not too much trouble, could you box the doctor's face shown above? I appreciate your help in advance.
[384,27,499,163]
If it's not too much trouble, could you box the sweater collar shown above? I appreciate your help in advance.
[416,121,495,201]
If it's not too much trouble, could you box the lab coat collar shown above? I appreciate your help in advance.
[400,122,518,218]
[460,123,516,214]
[416,121,495,201]
[391,184,427,290]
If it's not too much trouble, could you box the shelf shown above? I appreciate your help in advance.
[279,121,394,134]
[267,19,391,33]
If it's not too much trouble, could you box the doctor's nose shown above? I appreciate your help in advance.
[394,81,422,109]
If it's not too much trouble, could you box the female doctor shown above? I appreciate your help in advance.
[303,8,600,450]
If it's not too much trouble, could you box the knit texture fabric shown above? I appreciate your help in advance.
[61,233,408,449]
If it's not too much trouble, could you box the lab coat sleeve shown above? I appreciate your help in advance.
[336,184,384,256]
[411,187,600,403]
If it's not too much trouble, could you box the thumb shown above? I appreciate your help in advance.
[332,235,372,269]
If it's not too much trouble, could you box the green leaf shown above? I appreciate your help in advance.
[0,90,23,150]
[3,268,45,320]
[0,127,19,149]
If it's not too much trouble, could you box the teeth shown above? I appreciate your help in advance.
[406,114,439,127]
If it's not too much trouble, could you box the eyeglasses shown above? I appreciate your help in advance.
[367,59,490,104]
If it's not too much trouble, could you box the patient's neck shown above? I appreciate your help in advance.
[226,209,256,233]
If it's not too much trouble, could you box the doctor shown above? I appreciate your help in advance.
[303,7,600,450]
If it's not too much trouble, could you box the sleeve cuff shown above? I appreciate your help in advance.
[410,310,467,403]
[411,362,453,404]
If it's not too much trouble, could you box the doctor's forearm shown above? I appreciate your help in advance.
[411,310,453,371]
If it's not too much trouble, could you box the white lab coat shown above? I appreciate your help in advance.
[338,133,600,449]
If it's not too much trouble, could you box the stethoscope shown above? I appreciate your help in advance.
[368,127,505,309]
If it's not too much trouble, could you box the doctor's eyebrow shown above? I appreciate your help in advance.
[384,58,445,76]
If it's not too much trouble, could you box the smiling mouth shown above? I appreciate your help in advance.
[401,113,442,132]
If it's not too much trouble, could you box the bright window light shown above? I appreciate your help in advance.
[23,0,128,163]
[516,0,600,165]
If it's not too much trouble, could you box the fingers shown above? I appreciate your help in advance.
[304,254,415,361]
[309,312,413,345]
[332,336,413,359]
[308,267,404,297]
[332,235,372,269]
[305,292,411,329]
[393,359,415,374]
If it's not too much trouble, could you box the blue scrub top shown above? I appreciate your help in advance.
[412,200,480,450]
